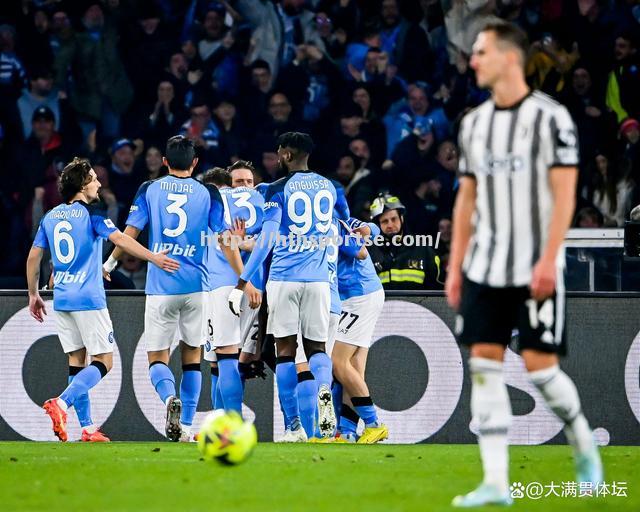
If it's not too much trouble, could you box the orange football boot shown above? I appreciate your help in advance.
[43,399,68,442]
[81,429,110,442]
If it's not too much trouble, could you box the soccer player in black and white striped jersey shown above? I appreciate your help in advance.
[446,22,603,507]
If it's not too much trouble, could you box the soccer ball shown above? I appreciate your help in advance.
[197,410,257,465]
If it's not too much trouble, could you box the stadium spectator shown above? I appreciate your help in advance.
[15,106,69,213]
[118,254,147,290]
[16,7,54,73]
[383,83,450,157]
[276,43,341,128]
[160,52,193,110]
[197,3,240,98]
[240,60,274,124]
[606,32,640,123]
[235,0,326,79]
[401,172,444,237]
[0,24,27,142]
[575,206,604,228]
[108,138,143,227]
[562,63,616,163]
[379,0,433,83]
[54,3,133,145]
[387,119,438,197]
[143,146,166,181]
[368,194,442,290]
[331,150,373,221]
[18,67,60,138]
[620,118,639,183]
[526,31,580,96]
[179,100,226,171]
[141,80,187,150]
[123,4,174,112]
[591,152,635,227]
[213,97,247,162]
[433,139,458,215]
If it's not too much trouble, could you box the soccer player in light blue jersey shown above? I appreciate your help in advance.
[229,132,350,442]
[104,136,240,442]
[332,218,388,444]
[201,165,263,416]
[27,157,179,442]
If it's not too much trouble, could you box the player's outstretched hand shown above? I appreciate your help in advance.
[530,258,556,301]
[245,282,262,309]
[445,269,462,311]
[152,249,180,273]
[29,293,47,323]
[228,287,243,316]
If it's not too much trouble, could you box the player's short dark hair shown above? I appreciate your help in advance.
[59,157,93,202]
[482,21,529,59]
[165,135,196,170]
[227,160,256,174]
[203,167,231,187]
[277,132,314,158]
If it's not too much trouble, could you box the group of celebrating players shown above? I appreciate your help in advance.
[27,131,389,447]
[25,20,608,508]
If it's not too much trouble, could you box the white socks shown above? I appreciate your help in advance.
[56,398,69,412]
[84,424,97,434]
[528,365,594,455]
[469,357,512,493]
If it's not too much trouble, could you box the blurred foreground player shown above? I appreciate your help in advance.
[27,158,178,442]
[446,23,602,507]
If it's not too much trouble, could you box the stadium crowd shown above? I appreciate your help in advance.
[0,0,639,289]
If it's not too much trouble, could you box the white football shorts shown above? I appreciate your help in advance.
[55,308,115,356]
[266,281,330,340]
[144,292,207,351]
[335,289,385,348]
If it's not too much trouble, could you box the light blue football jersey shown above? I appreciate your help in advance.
[33,201,118,311]
[337,220,383,300]
[262,171,350,282]
[208,186,265,290]
[126,175,225,295]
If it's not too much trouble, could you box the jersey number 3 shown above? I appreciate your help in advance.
[163,193,188,237]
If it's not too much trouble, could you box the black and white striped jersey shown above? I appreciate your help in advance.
[458,90,578,288]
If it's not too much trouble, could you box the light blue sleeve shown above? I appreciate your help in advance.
[239,219,278,283]
[33,220,49,249]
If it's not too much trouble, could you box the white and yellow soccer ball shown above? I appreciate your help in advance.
[197,410,258,465]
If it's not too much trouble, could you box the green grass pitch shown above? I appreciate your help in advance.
[0,443,637,511]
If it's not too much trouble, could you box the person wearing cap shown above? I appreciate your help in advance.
[12,106,70,239]
[367,193,443,290]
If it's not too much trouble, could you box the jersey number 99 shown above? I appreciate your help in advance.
[288,190,333,235]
